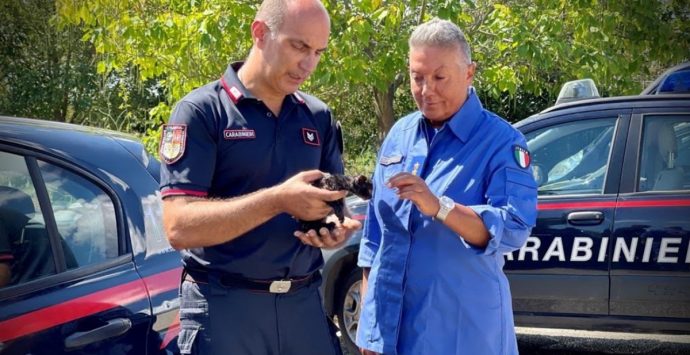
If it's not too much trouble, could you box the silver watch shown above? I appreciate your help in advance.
[435,195,454,222]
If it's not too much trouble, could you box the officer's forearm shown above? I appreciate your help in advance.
[441,203,490,248]
[162,187,283,249]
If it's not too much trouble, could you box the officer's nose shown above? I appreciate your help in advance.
[299,53,320,74]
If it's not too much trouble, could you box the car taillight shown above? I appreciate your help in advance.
[352,214,366,221]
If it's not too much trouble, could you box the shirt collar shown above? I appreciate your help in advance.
[221,62,305,106]
[445,87,483,143]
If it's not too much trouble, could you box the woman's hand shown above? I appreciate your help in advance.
[387,172,440,217]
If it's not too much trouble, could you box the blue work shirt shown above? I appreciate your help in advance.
[159,62,344,279]
[357,89,537,354]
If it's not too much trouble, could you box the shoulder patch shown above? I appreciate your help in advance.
[160,124,187,164]
[513,145,531,169]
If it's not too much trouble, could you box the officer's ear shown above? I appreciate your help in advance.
[251,20,271,47]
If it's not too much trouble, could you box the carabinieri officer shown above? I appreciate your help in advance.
[160,1,360,354]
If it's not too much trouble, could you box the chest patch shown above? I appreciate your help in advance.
[160,124,186,164]
[224,129,256,140]
[302,128,320,146]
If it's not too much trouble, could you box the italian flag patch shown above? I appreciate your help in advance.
[513,145,531,169]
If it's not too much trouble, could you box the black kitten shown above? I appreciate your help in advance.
[298,174,372,232]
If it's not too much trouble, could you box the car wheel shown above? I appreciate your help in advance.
[336,268,362,354]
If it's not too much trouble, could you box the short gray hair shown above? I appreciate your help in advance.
[256,0,289,34]
[256,0,328,36]
[409,18,472,64]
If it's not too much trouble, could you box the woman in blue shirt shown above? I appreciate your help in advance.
[357,18,538,355]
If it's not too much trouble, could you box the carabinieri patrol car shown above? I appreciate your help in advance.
[0,116,181,354]
[508,93,690,334]
[322,92,690,353]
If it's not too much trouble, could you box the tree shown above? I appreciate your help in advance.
[53,0,689,175]
[0,0,96,122]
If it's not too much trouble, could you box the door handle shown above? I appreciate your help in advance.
[64,318,132,350]
[567,211,604,225]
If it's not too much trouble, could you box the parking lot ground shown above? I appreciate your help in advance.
[517,327,690,355]
[339,328,690,354]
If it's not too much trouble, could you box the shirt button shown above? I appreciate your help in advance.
[266,112,273,117]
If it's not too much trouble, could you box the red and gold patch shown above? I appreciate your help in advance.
[160,124,187,164]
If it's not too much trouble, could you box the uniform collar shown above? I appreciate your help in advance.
[445,87,483,143]
[221,62,305,106]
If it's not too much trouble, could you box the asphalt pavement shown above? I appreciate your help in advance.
[517,327,690,355]
[340,328,690,354]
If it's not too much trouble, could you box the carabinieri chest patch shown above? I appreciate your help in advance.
[302,128,320,146]
[224,129,256,140]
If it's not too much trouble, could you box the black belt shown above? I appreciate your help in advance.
[183,268,317,294]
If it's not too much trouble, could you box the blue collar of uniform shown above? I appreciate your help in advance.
[221,62,305,105]
[446,87,483,143]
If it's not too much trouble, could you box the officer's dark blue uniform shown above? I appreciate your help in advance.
[160,62,343,354]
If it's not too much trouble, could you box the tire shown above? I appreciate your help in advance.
[336,267,362,354]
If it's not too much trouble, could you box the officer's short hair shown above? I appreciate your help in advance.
[409,18,472,64]
[256,0,328,37]
[256,0,288,36]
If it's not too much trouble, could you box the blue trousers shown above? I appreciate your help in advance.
[178,272,342,355]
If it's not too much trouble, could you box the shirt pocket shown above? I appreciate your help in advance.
[379,152,405,181]
[505,167,536,193]
[504,167,537,225]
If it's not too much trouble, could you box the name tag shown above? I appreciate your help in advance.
[224,129,256,140]
[380,154,403,166]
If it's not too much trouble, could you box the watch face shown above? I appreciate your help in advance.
[441,196,454,209]
[436,196,454,221]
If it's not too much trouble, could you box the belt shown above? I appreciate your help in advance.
[183,268,317,294]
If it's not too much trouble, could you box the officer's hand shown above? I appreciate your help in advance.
[276,170,347,221]
[293,215,361,249]
[361,349,379,355]
[387,172,440,217]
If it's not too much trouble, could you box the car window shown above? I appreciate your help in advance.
[0,151,56,288]
[37,160,119,269]
[525,118,617,196]
[638,115,690,192]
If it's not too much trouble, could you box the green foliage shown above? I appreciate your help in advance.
[0,0,97,122]
[2,0,687,178]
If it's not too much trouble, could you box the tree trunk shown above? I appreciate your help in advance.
[373,84,396,143]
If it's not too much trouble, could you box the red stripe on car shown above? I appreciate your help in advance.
[0,268,181,342]
[538,199,690,210]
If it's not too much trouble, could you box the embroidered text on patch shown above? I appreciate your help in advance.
[224,129,256,140]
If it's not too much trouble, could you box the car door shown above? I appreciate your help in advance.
[506,107,629,321]
[0,146,153,354]
[610,103,690,332]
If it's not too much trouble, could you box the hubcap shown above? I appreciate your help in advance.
[342,280,361,342]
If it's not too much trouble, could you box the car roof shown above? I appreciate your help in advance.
[515,94,690,128]
[0,115,152,172]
